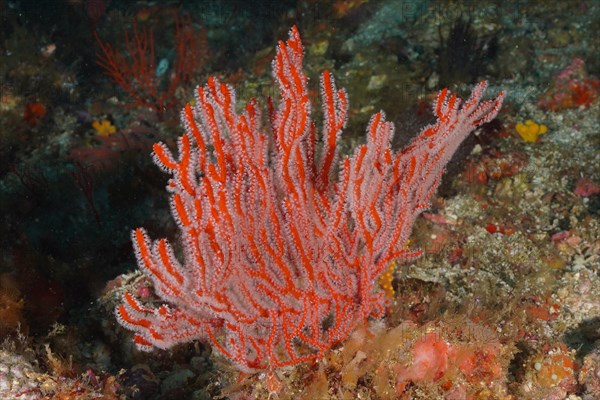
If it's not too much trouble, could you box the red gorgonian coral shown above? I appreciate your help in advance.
[116,26,504,371]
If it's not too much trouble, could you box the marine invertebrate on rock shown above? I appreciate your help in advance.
[115,26,504,371]
[92,119,117,137]
[515,119,547,142]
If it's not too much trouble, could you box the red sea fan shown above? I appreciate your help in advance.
[116,26,504,371]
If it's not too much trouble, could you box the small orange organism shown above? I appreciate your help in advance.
[515,119,547,142]
[378,261,397,299]
[92,119,117,136]
[23,102,47,127]
[533,344,576,388]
